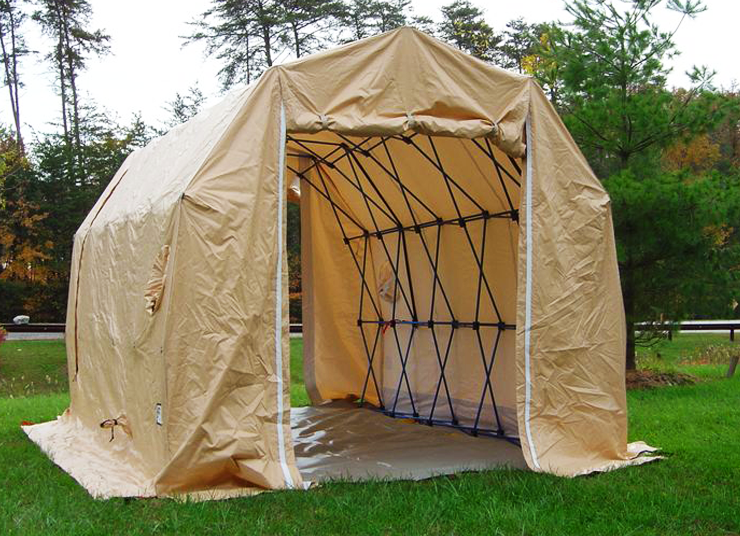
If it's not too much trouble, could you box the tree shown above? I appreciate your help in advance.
[0,129,52,284]
[498,18,543,73]
[0,0,29,152]
[187,0,286,89]
[31,109,151,280]
[163,84,207,129]
[606,169,740,341]
[372,0,409,33]
[438,0,499,61]
[188,0,344,89]
[710,86,740,174]
[522,28,562,105]
[281,0,344,58]
[33,0,110,151]
[0,110,151,321]
[339,0,411,42]
[0,128,62,320]
[408,14,436,36]
[550,0,727,176]
[549,0,738,369]
[662,132,720,173]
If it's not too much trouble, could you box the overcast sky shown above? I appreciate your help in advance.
[3,0,738,136]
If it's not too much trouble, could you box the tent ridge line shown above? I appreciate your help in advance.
[178,75,269,202]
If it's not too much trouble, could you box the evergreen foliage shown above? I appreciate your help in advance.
[542,0,740,368]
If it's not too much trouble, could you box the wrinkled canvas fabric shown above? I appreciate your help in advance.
[24,27,655,500]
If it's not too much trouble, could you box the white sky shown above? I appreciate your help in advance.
[3,0,739,136]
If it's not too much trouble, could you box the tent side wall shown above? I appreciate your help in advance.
[517,83,632,475]
[24,78,282,498]
[299,168,383,406]
[154,70,303,494]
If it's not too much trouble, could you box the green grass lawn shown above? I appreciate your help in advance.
[636,333,739,378]
[0,338,311,403]
[0,339,69,397]
[0,335,739,535]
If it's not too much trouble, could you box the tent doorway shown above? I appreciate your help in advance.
[286,131,527,481]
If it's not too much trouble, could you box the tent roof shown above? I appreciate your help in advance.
[81,27,533,233]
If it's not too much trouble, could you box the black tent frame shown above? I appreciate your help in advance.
[287,132,521,443]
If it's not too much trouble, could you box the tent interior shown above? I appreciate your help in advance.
[284,129,528,482]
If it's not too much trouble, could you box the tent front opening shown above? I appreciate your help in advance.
[286,129,527,481]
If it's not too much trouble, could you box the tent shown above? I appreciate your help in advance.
[23,28,657,499]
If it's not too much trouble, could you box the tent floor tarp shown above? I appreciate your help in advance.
[24,403,526,499]
[293,402,526,483]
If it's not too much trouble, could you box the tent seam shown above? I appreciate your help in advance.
[276,101,295,489]
[72,166,130,380]
[524,114,541,470]
[158,201,183,461]
[179,81,259,199]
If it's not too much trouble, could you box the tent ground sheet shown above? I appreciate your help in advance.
[292,401,526,483]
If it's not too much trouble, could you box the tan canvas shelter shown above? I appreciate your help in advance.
[23,28,657,499]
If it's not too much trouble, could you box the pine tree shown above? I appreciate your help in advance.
[33,0,109,151]
[188,0,345,89]
[549,0,739,369]
[0,0,29,151]
[498,18,544,73]
[281,0,344,57]
[438,0,499,61]
[163,85,207,129]
[339,0,411,42]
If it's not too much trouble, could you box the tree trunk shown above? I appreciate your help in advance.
[67,59,81,151]
[0,26,17,129]
[0,7,23,152]
[9,12,22,152]
[619,150,636,371]
[262,26,273,66]
[625,321,636,371]
[727,356,738,378]
[57,36,68,144]
[292,22,300,58]
[59,6,81,152]
[256,0,273,67]
[621,237,636,371]
[622,265,637,371]
[52,1,69,145]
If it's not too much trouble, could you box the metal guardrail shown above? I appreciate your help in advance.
[6,321,738,339]
[641,321,740,377]
[2,323,65,333]
[658,321,740,341]
[3,322,734,376]
[2,322,305,334]
[5,321,738,338]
